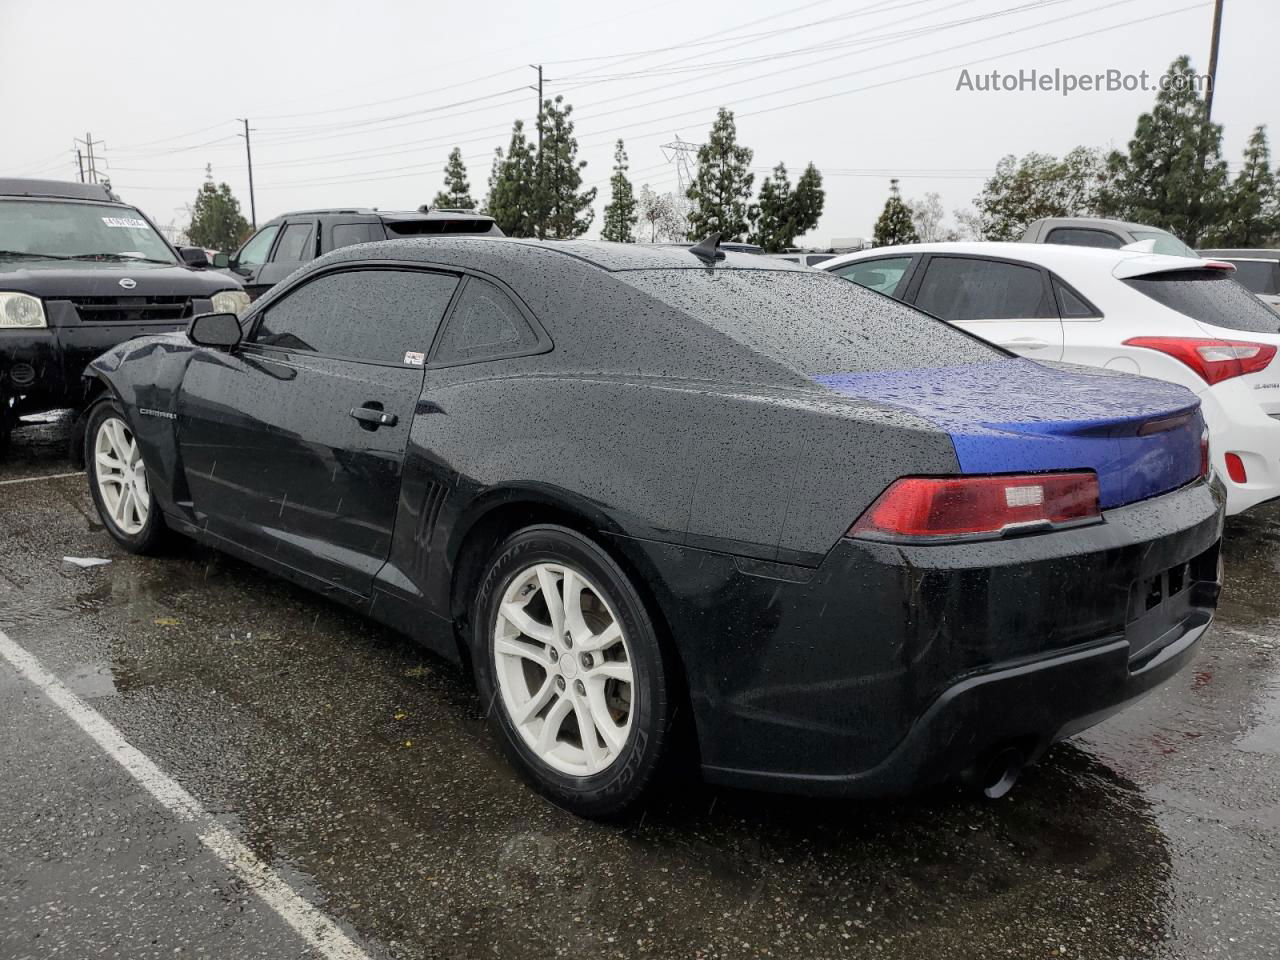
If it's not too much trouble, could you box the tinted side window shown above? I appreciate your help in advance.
[1124,270,1280,334]
[253,269,459,362]
[331,222,384,251]
[273,222,315,263]
[237,225,279,267]
[1053,278,1102,319]
[431,277,540,365]
[914,257,1054,321]
[835,257,912,296]
[1045,228,1125,249]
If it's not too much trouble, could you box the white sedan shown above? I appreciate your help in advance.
[822,242,1280,517]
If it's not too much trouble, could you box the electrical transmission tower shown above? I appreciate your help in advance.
[660,135,701,195]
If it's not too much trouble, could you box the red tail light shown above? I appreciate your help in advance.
[1225,452,1247,484]
[1124,336,1276,385]
[1200,429,1211,479]
[849,472,1101,541]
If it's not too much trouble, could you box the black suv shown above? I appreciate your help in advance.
[0,178,248,454]
[216,206,502,299]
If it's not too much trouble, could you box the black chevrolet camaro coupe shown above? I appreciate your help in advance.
[83,237,1224,816]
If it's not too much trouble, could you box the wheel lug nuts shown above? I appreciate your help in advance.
[555,676,566,691]
[574,680,586,696]
[580,653,593,669]
[563,632,573,650]
[549,648,559,662]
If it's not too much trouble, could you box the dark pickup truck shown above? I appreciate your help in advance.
[0,178,248,455]
[215,206,502,299]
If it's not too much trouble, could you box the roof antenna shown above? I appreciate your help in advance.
[689,232,725,263]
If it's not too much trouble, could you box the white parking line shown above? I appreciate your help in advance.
[0,627,373,960]
[0,471,84,486]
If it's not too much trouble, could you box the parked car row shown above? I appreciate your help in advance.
[0,180,1238,816]
[78,229,1223,816]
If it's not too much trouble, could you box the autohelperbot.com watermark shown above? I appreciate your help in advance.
[955,67,1212,97]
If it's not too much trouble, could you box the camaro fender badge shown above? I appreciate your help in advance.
[403,351,425,367]
[118,278,137,289]
[138,407,177,420]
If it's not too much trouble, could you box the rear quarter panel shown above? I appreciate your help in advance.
[408,371,960,583]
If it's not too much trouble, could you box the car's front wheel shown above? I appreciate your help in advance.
[472,525,673,818]
[86,399,169,554]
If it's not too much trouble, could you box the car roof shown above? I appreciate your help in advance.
[0,178,121,203]
[263,207,496,224]
[821,241,1216,278]
[1026,216,1174,234]
[321,236,809,273]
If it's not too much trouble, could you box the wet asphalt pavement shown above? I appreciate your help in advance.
[0,414,1277,959]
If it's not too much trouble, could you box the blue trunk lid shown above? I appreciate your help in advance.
[815,360,1203,510]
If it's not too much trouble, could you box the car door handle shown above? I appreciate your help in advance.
[350,406,398,427]
[1001,337,1052,350]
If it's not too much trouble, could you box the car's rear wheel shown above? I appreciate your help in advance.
[86,399,169,554]
[472,525,672,818]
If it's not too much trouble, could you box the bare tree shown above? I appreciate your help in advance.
[907,192,947,242]
[638,185,689,242]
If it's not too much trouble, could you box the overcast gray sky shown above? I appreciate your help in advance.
[2,0,1275,246]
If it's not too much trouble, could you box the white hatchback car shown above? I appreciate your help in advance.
[823,242,1280,516]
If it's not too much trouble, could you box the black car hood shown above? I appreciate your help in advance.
[0,258,242,297]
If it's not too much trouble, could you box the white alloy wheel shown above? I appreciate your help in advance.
[94,416,150,535]
[493,562,635,777]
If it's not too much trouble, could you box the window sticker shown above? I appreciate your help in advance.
[101,216,150,229]
[403,350,425,367]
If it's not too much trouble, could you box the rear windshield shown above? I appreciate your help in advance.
[1124,269,1280,334]
[1225,259,1279,295]
[622,269,1005,374]
[385,218,496,237]
[0,198,176,263]
[1129,230,1199,258]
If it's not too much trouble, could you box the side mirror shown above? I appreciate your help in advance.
[178,246,210,267]
[212,252,230,269]
[187,312,242,350]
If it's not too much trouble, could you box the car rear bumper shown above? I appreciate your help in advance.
[1199,384,1280,516]
[617,477,1224,796]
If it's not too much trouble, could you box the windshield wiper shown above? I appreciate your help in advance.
[66,253,175,264]
[0,250,72,260]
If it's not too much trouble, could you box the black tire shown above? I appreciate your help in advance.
[472,524,673,818]
[84,398,170,555]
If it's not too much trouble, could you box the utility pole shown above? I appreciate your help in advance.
[529,64,544,238]
[1204,0,1225,125]
[75,148,85,183]
[238,118,257,230]
[74,133,105,183]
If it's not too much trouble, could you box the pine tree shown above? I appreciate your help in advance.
[1205,125,1280,246]
[485,121,537,237]
[686,108,755,241]
[1097,55,1228,245]
[533,96,596,239]
[750,163,793,251]
[432,147,476,210]
[872,179,920,247]
[600,140,638,243]
[186,166,249,251]
[790,162,825,242]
